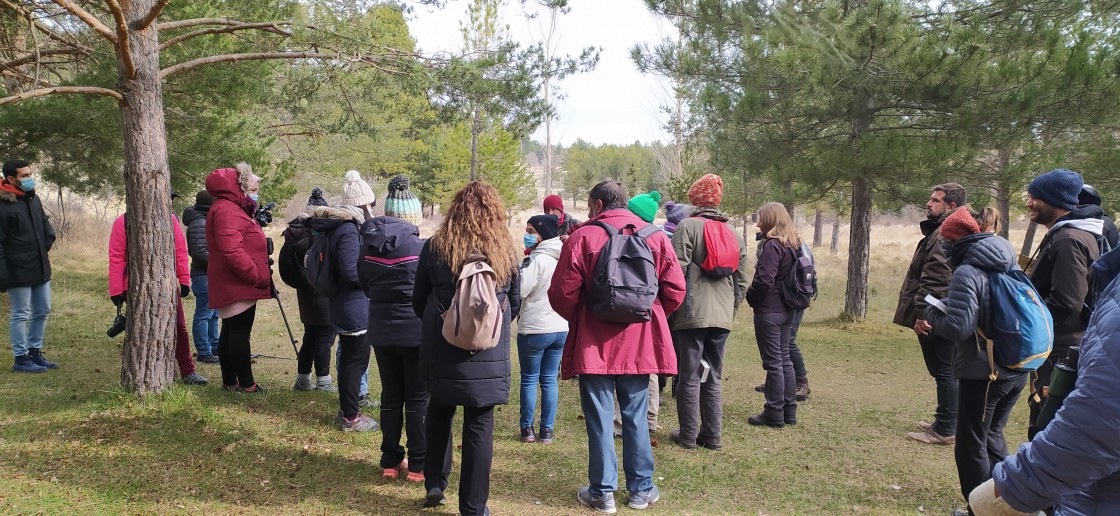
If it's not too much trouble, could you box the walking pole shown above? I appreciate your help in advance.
[274,290,300,357]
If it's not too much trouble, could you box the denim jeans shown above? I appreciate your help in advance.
[190,275,220,356]
[517,331,566,430]
[789,309,807,378]
[918,333,958,436]
[579,374,656,497]
[9,281,51,357]
[338,342,368,397]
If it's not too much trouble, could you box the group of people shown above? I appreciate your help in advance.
[896,170,1120,515]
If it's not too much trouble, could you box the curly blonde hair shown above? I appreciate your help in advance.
[429,181,518,284]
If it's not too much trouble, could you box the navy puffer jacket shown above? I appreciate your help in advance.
[359,216,424,347]
[307,206,368,335]
[182,204,210,277]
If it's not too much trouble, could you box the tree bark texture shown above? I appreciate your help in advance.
[995,148,1011,239]
[813,209,823,247]
[118,2,178,394]
[844,178,872,320]
[830,216,840,256]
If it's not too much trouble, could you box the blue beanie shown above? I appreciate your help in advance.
[1028,169,1083,211]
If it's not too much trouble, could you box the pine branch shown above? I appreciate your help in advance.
[50,0,116,43]
[1,48,88,69]
[103,0,134,79]
[160,22,292,50]
[0,0,95,54]
[136,0,170,30]
[0,86,123,106]
[160,51,414,79]
[158,18,249,31]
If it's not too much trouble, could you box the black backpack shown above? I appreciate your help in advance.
[304,230,339,297]
[778,244,816,311]
[588,221,661,323]
[1083,231,1113,323]
[278,227,311,290]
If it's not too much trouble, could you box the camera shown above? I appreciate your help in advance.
[254,201,277,228]
[107,311,126,337]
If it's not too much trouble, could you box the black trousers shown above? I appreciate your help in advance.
[297,324,334,376]
[425,402,495,516]
[919,333,959,436]
[218,305,256,388]
[337,334,371,419]
[673,327,730,442]
[374,346,428,472]
[955,377,1025,507]
[754,311,795,420]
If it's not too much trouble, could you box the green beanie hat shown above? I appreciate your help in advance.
[627,191,662,223]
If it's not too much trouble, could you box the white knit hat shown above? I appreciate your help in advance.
[339,170,376,207]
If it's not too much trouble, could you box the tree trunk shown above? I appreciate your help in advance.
[782,176,795,221]
[470,108,480,181]
[995,148,1011,239]
[1021,222,1039,259]
[830,215,840,256]
[844,178,872,320]
[119,2,178,394]
[813,209,823,247]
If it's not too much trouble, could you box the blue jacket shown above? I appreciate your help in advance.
[993,246,1120,515]
[307,206,368,335]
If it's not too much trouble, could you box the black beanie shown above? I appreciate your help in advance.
[529,214,561,241]
[195,190,214,206]
[307,187,328,207]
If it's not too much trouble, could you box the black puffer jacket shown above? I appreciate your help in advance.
[925,233,1029,381]
[412,241,521,407]
[0,185,55,290]
[307,207,368,335]
[182,204,210,276]
[279,214,330,326]
[359,217,425,347]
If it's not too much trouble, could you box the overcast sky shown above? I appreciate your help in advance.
[405,0,676,147]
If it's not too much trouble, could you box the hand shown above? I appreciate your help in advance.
[914,319,932,336]
[268,257,275,266]
[181,284,191,298]
[111,293,126,307]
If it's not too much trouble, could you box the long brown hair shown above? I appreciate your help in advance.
[973,206,1002,235]
[429,181,518,284]
[757,202,802,248]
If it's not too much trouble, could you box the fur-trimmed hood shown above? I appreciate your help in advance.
[0,188,17,203]
[309,205,363,222]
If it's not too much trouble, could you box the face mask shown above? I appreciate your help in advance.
[523,233,538,249]
[248,193,259,202]
[18,178,34,191]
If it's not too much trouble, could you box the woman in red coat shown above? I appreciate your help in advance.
[205,164,272,393]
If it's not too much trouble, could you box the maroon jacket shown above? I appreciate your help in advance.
[204,168,271,309]
[745,238,795,313]
[548,209,686,379]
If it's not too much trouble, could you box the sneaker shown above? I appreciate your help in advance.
[538,427,554,444]
[521,426,536,443]
[197,354,220,364]
[696,435,723,451]
[907,428,955,445]
[241,383,267,395]
[293,374,315,392]
[668,429,696,450]
[338,411,379,432]
[315,375,337,392]
[358,395,381,409]
[181,372,209,385]
[795,376,811,401]
[627,485,660,510]
[383,459,407,479]
[423,487,447,507]
[747,414,786,428]
[405,471,424,483]
[577,486,617,514]
[12,355,46,374]
[27,349,58,369]
[917,420,932,431]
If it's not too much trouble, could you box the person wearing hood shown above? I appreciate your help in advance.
[668,177,748,448]
[924,207,1028,516]
[1024,168,1102,439]
[279,187,336,393]
[184,190,220,364]
[359,176,428,480]
[543,194,582,239]
[205,163,271,394]
[517,213,567,444]
[1078,184,1119,250]
[313,171,378,432]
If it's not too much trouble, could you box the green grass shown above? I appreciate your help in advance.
[0,239,1032,514]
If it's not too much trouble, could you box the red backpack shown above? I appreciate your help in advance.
[696,215,740,278]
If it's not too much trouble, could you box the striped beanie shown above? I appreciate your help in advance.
[385,175,422,226]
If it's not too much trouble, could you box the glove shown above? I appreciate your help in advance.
[181,284,191,298]
[111,293,126,307]
[268,257,275,266]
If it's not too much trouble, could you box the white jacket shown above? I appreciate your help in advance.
[518,237,569,334]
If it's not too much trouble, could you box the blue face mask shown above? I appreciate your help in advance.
[248,193,259,202]
[523,233,538,249]
[18,177,35,191]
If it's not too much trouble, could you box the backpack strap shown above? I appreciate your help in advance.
[635,223,661,239]
[975,328,998,424]
[590,220,622,236]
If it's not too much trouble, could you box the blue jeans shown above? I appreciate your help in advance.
[9,281,51,357]
[190,275,220,356]
[338,343,368,396]
[517,332,566,430]
[579,374,655,497]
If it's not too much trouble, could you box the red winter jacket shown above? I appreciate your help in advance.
[204,168,271,309]
[548,209,686,379]
[108,213,190,297]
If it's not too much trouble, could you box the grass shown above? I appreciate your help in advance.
[0,226,1033,515]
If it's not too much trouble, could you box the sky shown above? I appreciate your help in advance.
[405,0,676,147]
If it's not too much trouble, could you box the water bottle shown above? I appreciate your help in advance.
[1035,346,1080,431]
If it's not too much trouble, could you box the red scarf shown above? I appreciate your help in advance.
[0,179,24,197]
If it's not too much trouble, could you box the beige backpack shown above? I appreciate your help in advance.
[441,257,506,352]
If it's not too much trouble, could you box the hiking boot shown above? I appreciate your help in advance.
[747,414,786,428]
[795,376,811,401]
[423,487,447,507]
[315,375,337,392]
[338,411,379,432]
[27,348,58,369]
[358,394,380,409]
[520,426,536,443]
[293,374,315,392]
[12,355,46,374]
[241,383,267,395]
[539,427,554,444]
[181,372,209,385]
[196,354,220,364]
[627,485,660,510]
[383,459,407,479]
[405,470,424,483]
[906,428,955,445]
[668,429,696,450]
[696,436,723,451]
[917,420,932,431]
[754,383,765,393]
[577,486,617,514]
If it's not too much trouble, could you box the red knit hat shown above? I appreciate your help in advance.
[688,174,724,207]
[543,194,564,213]
[941,208,980,241]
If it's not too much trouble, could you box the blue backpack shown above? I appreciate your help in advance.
[977,269,1053,377]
